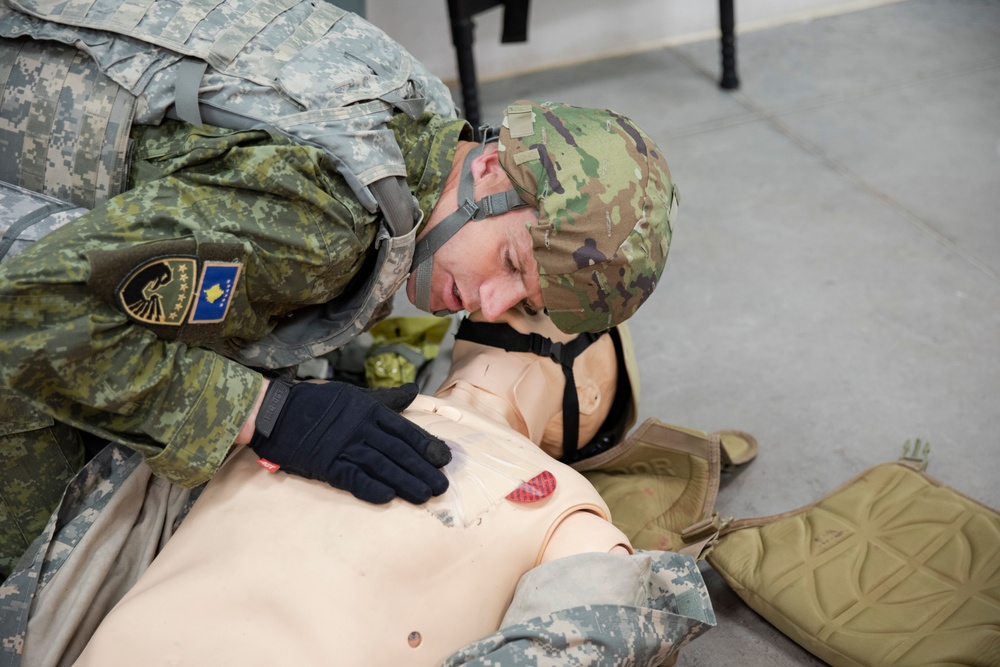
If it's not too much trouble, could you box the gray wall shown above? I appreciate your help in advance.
[367,0,909,84]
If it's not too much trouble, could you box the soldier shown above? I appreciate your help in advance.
[0,4,678,579]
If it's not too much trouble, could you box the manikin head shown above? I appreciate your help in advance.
[434,307,638,461]
[407,100,678,334]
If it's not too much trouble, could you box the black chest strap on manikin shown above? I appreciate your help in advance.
[454,318,605,462]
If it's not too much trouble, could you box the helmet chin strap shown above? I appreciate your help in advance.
[410,129,528,315]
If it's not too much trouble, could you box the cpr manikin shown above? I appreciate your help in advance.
[436,308,634,460]
[74,310,634,667]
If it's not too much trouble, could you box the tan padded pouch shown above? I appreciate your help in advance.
[706,462,1000,666]
[572,418,721,554]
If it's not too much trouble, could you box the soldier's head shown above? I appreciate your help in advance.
[407,100,678,334]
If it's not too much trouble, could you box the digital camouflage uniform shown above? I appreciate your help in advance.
[0,112,471,575]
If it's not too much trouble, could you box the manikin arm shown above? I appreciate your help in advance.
[444,550,715,667]
[539,510,632,563]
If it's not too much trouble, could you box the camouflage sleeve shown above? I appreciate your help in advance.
[442,551,716,666]
[0,123,377,487]
[0,234,260,487]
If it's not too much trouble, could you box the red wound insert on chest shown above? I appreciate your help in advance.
[506,471,557,502]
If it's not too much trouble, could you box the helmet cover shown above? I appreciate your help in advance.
[497,100,678,333]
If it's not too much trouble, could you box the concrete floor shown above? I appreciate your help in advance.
[398,0,1000,663]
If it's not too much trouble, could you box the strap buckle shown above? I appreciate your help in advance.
[459,198,480,220]
[526,333,565,366]
[680,513,734,561]
[900,438,931,471]
[681,514,722,543]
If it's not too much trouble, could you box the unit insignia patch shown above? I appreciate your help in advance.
[117,257,197,326]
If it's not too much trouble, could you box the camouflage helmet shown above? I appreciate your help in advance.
[497,100,678,334]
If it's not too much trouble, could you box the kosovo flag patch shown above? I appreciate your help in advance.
[190,262,242,323]
[118,257,197,326]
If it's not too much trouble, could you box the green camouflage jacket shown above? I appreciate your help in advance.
[0,112,468,490]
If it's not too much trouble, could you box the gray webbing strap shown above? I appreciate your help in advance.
[410,197,476,267]
[173,58,209,128]
[381,89,427,121]
[412,250,437,313]
[0,201,72,263]
[411,145,481,312]
[410,137,529,313]
[369,176,417,239]
[477,190,525,218]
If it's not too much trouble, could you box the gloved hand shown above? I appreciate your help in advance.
[249,379,451,504]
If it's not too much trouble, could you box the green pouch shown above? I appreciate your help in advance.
[572,419,756,556]
[364,316,452,388]
[706,461,1000,666]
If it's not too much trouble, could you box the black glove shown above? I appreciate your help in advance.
[249,379,451,504]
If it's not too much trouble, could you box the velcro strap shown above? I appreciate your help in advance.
[505,104,535,138]
[254,379,293,439]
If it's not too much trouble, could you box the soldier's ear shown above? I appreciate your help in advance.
[469,144,507,188]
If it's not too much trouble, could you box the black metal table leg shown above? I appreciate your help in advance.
[447,0,530,130]
[719,0,739,89]
[447,0,485,129]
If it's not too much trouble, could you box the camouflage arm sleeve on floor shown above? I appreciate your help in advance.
[443,551,716,666]
[0,123,378,487]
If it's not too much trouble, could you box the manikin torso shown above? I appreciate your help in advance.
[74,393,629,667]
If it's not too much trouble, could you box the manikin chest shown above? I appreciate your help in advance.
[75,395,610,667]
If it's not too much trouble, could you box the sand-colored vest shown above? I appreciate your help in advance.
[74,394,620,667]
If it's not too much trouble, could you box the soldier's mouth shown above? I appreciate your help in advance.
[449,280,464,312]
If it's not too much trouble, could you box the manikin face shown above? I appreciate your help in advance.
[435,308,620,459]
[405,143,545,320]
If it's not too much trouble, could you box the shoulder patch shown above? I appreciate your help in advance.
[189,262,242,324]
[117,257,197,326]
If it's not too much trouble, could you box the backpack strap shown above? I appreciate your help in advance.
[0,180,87,264]
[369,175,418,238]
